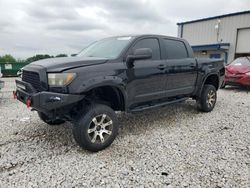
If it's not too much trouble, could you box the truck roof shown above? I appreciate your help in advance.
[113,34,184,40]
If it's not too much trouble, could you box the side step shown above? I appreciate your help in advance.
[130,97,188,113]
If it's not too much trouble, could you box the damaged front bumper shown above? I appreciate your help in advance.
[14,80,85,112]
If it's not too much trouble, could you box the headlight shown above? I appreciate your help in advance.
[48,73,76,86]
[245,72,250,75]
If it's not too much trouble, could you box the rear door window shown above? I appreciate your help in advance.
[164,39,188,59]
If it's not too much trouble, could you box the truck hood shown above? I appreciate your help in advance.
[30,56,108,72]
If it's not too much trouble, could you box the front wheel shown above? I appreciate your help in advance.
[197,84,217,112]
[73,103,118,152]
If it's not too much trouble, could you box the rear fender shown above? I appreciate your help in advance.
[197,73,219,97]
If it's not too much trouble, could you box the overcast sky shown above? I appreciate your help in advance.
[0,0,249,59]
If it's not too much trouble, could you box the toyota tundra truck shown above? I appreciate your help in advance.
[15,35,225,152]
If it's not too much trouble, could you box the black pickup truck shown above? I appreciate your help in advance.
[15,35,224,151]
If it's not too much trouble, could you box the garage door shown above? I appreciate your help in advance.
[236,28,250,53]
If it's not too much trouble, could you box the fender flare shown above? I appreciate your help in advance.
[198,73,219,97]
[77,76,127,107]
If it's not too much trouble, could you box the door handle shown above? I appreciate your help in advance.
[157,64,166,70]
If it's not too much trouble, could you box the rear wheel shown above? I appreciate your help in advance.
[197,84,217,112]
[38,112,65,125]
[73,103,118,152]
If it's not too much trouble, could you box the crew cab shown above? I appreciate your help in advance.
[15,35,224,151]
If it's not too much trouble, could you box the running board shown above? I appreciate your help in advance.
[130,97,188,113]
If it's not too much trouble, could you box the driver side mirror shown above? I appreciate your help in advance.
[126,48,152,67]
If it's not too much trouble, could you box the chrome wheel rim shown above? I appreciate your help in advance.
[207,90,216,108]
[87,114,113,144]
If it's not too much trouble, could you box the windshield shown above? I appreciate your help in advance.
[231,57,250,66]
[77,36,134,59]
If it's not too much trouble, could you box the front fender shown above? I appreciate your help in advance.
[76,76,128,109]
[76,76,125,93]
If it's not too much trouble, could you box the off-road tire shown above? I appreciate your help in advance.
[73,103,118,152]
[197,84,217,112]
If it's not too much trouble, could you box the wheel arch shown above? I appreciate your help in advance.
[203,74,220,90]
[197,73,219,98]
[84,84,126,111]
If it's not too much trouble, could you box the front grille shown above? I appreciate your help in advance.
[22,70,42,91]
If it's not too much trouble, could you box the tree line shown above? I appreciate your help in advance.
[0,54,68,64]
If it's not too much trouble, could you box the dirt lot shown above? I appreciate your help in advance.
[0,77,250,187]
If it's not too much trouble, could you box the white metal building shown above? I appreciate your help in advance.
[177,10,250,64]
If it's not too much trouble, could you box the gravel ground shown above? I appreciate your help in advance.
[0,77,250,187]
